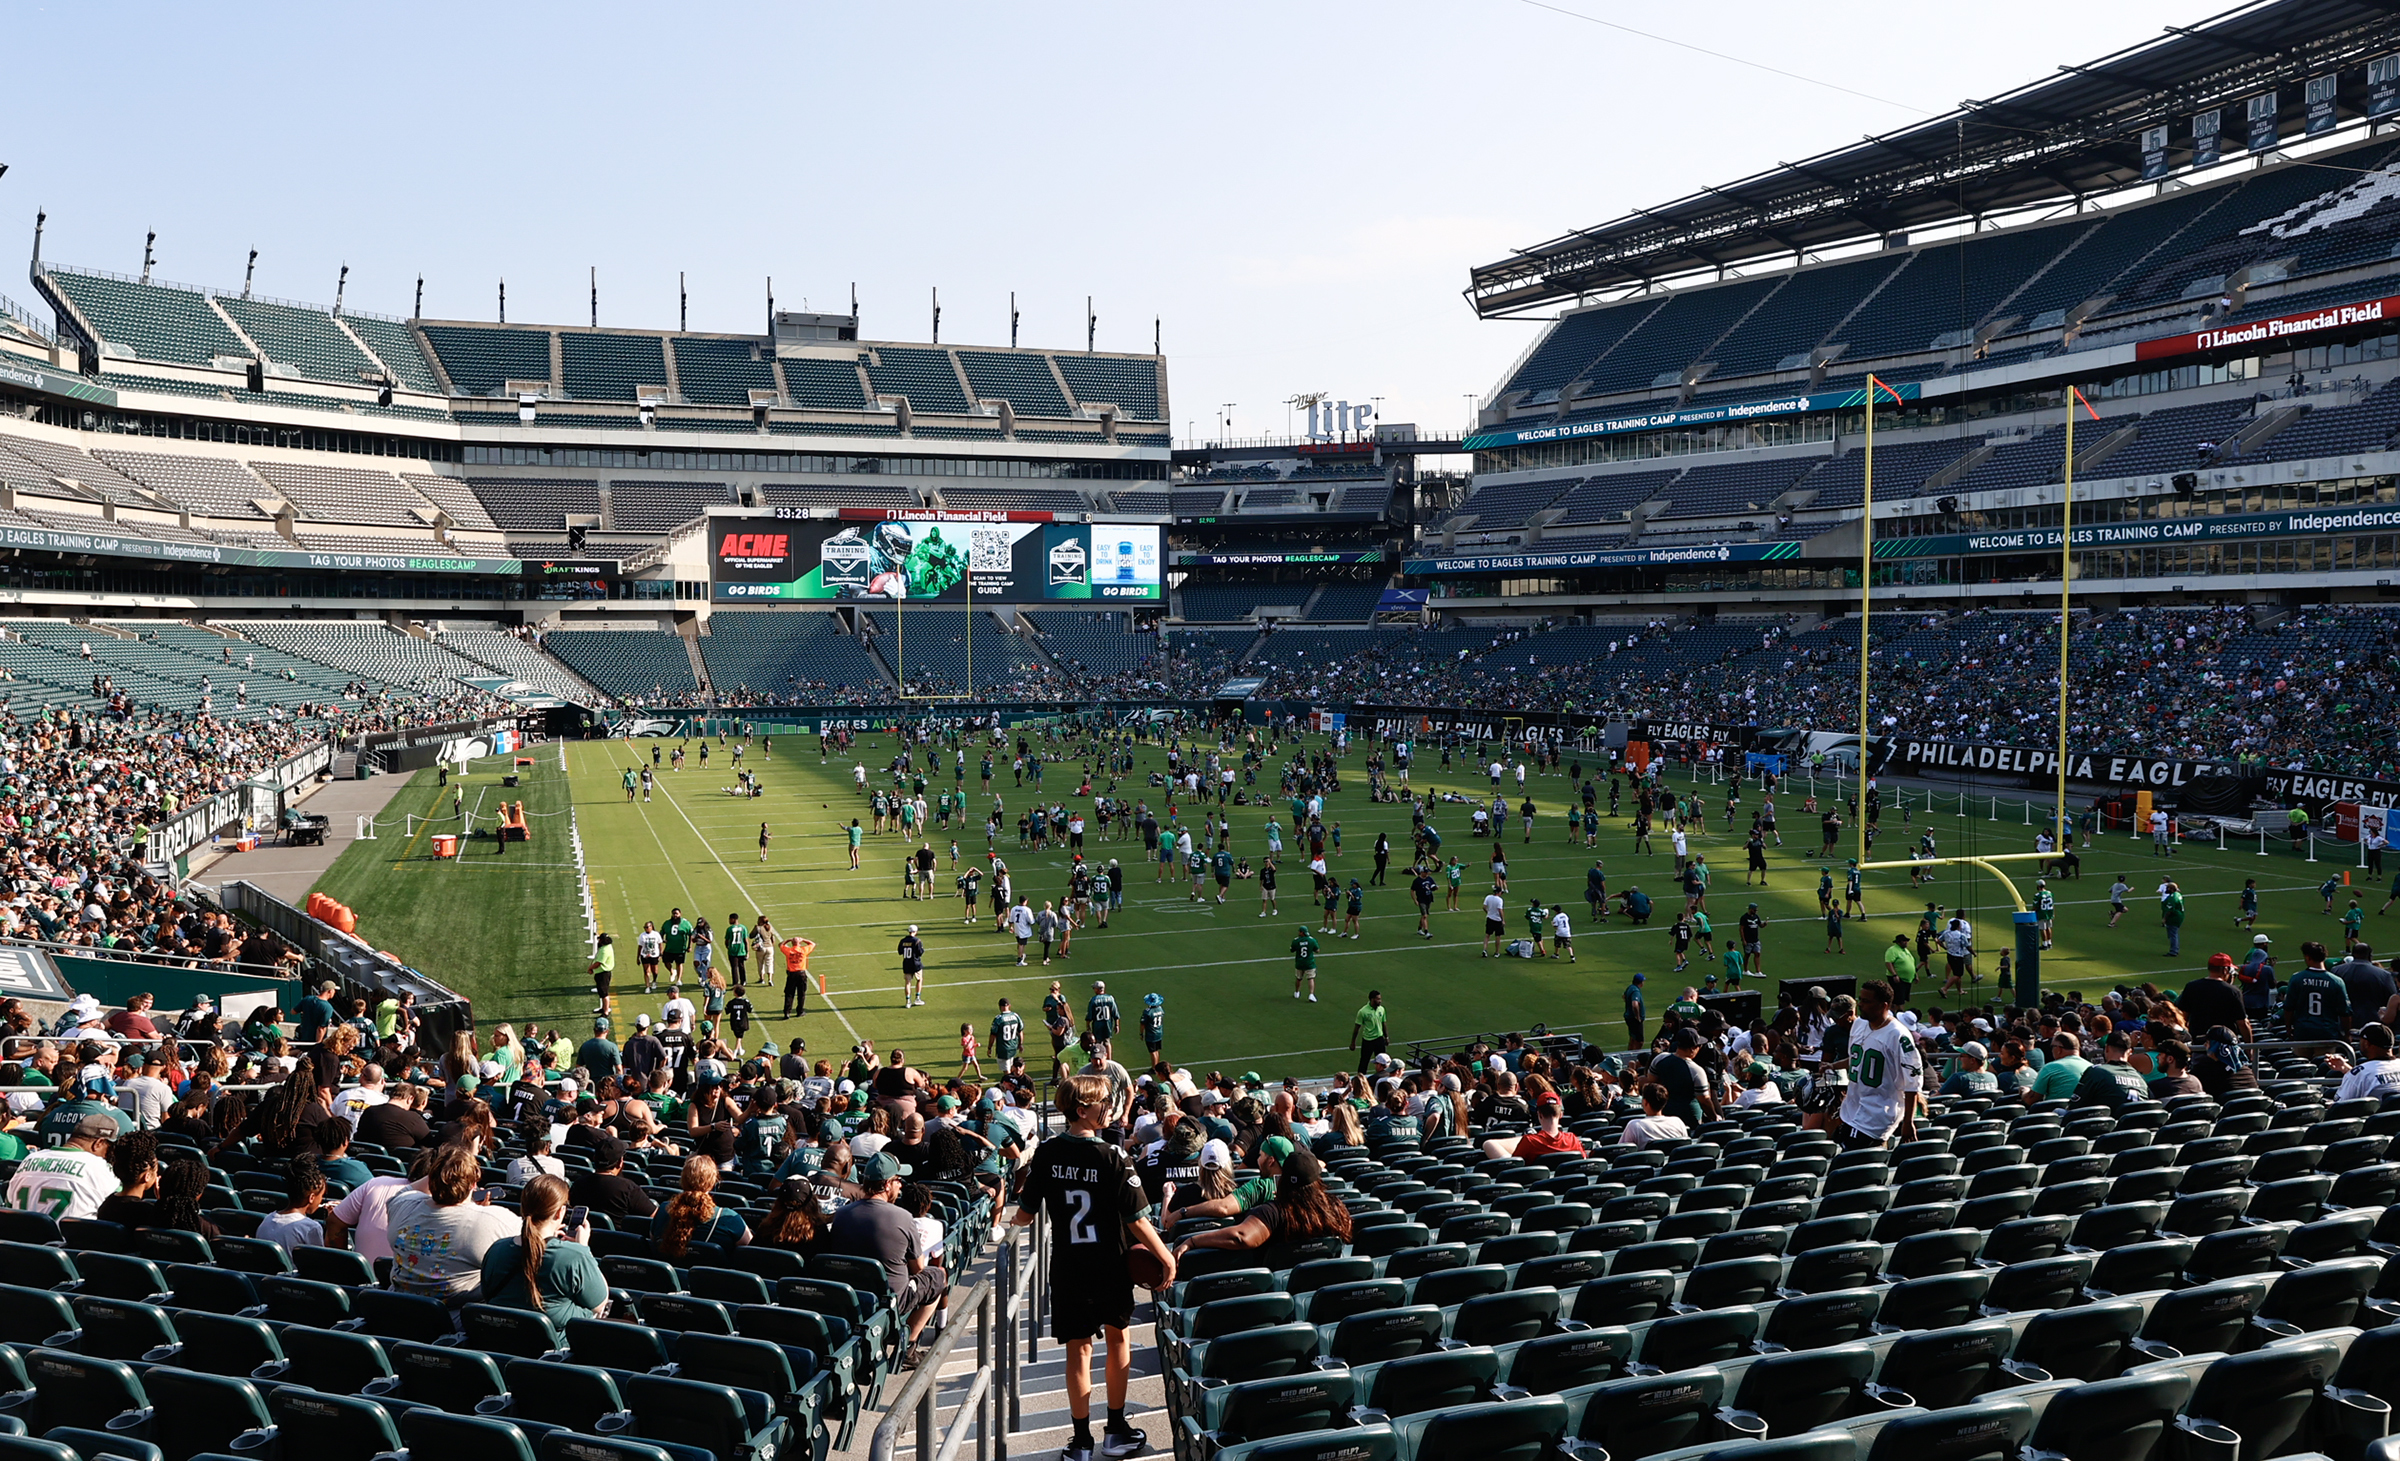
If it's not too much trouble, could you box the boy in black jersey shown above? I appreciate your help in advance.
[1010,1073,1175,1461]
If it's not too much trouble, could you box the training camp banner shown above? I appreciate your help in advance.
[712,515,1162,603]
[1876,500,2400,561]
[1461,380,1925,452]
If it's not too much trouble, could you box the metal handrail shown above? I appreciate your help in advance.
[871,1213,1042,1461]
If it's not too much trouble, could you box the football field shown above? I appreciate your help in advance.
[311,728,2370,1078]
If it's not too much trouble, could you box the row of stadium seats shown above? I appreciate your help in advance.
[1149,1065,2400,1461]
[1491,137,2400,423]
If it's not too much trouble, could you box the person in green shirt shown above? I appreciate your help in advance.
[479,1176,609,1326]
[1351,991,1390,1073]
[374,996,402,1041]
[1882,935,1917,990]
[2025,1032,2091,1103]
[1667,986,1706,1022]
[659,910,693,990]
[1291,927,1319,1003]
[2342,899,2365,946]
[2160,882,2186,957]
[37,1079,130,1148]
[1721,945,1745,988]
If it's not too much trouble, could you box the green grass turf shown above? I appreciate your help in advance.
[310,731,2376,1076]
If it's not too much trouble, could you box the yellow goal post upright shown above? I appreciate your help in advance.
[1852,374,2088,1008]
[887,570,978,703]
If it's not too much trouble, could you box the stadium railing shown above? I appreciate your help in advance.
[871,1212,1042,1461]
[218,879,469,1054]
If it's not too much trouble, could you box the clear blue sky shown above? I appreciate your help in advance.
[9,1,2202,441]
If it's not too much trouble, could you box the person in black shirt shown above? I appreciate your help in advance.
[1010,1073,1174,1461]
[898,927,927,1010]
[569,1134,658,1221]
[2178,955,2251,1040]
[357,1086,432,1150]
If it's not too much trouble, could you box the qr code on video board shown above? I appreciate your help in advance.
[971,528,1013,572]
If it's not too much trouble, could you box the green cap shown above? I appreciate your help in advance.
[1257,1135,1296,1165]
[1242,1071,1262,1086]
[456,1074,478,1095]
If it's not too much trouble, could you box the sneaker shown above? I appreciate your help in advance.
[1309,994,1318,1002]
[901,1344,933,1371]
[1061,1444,1097,1461]
[1100,1428,1147,1460]
[1293,991,1301,999]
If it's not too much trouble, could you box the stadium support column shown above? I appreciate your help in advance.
[1856,375,1899,872]
[2015,910,2041,1009]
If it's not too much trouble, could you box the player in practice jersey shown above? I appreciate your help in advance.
[1833,978,1923,1150]
[1009,1074,1175,1461]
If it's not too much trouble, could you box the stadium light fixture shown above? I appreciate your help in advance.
[242,250,257,300]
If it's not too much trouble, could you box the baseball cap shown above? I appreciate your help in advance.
[558,1078,579,1096]
[1372,1052,1394,1068]
[593,1017,611,1031]
[936,1095,959,1112]
[1536,1093,1562,1109]
[73,1113,120,1140]
[1632,973,1644,983]
[2207,952,2235,972]
[1199,1139,1232,1169]
[635,1013,651,1028]
[856,1151,913,1184]
[2362,1022,2395,1048]
[1201,1089,1228,1106]
[478,1061,505,1081]
[1242,1072,1262,1087]
[1257,1135,1296,1165]
[2254,934,2273,946]
[1960,1042,1990,1061]
[908,924,918,935]
[456,1075,479,1095]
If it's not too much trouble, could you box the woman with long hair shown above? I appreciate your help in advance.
[1319,1100,1366,1153]
[479,1173,607,1323]
[442,1029,479,1088]
[445,1097,499,1158]
[650,1154,750,1258]
[755,1176,826,1255]
[1171,1149,1352,1256]
[211,1093,251,1145]
[385,1143,516,1305]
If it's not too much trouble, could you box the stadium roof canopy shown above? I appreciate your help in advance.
[1467,0,2400,317]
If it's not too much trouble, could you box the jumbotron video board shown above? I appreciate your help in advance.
[713,512,1161,603]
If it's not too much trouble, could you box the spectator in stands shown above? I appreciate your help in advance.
[506,1125,567,1185]
[755,1176,828,1258]
[1620,1082,1690,1147]
[651,1154,749,1258]
[357,1079,431,1150]
[386,1144,515,1305]
[117,1050,174,1132]
[220,1065,338,1161]
[830,1150,947,1365]
[1170,1146,1350,1263]
[5,1111,120,1219]
[149,1157,220,1239]
[294,981,340,1044]
[480,1173,608,1325]
[255,1156,329,1253]
[103,993,159,1041]
[2191,1025,2261,1096]
[95,1132,161,1229]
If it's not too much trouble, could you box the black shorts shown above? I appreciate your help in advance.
[1486,918,1504,936]
[1052,1268,1137,1338]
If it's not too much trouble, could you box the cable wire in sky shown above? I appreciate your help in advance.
[1517,0,1933,115]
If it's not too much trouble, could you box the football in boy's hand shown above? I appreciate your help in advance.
[1126,1245,1170,1290]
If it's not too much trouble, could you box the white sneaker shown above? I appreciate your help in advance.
[1293,991,1301,999]
[1309,994,1318,1002]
